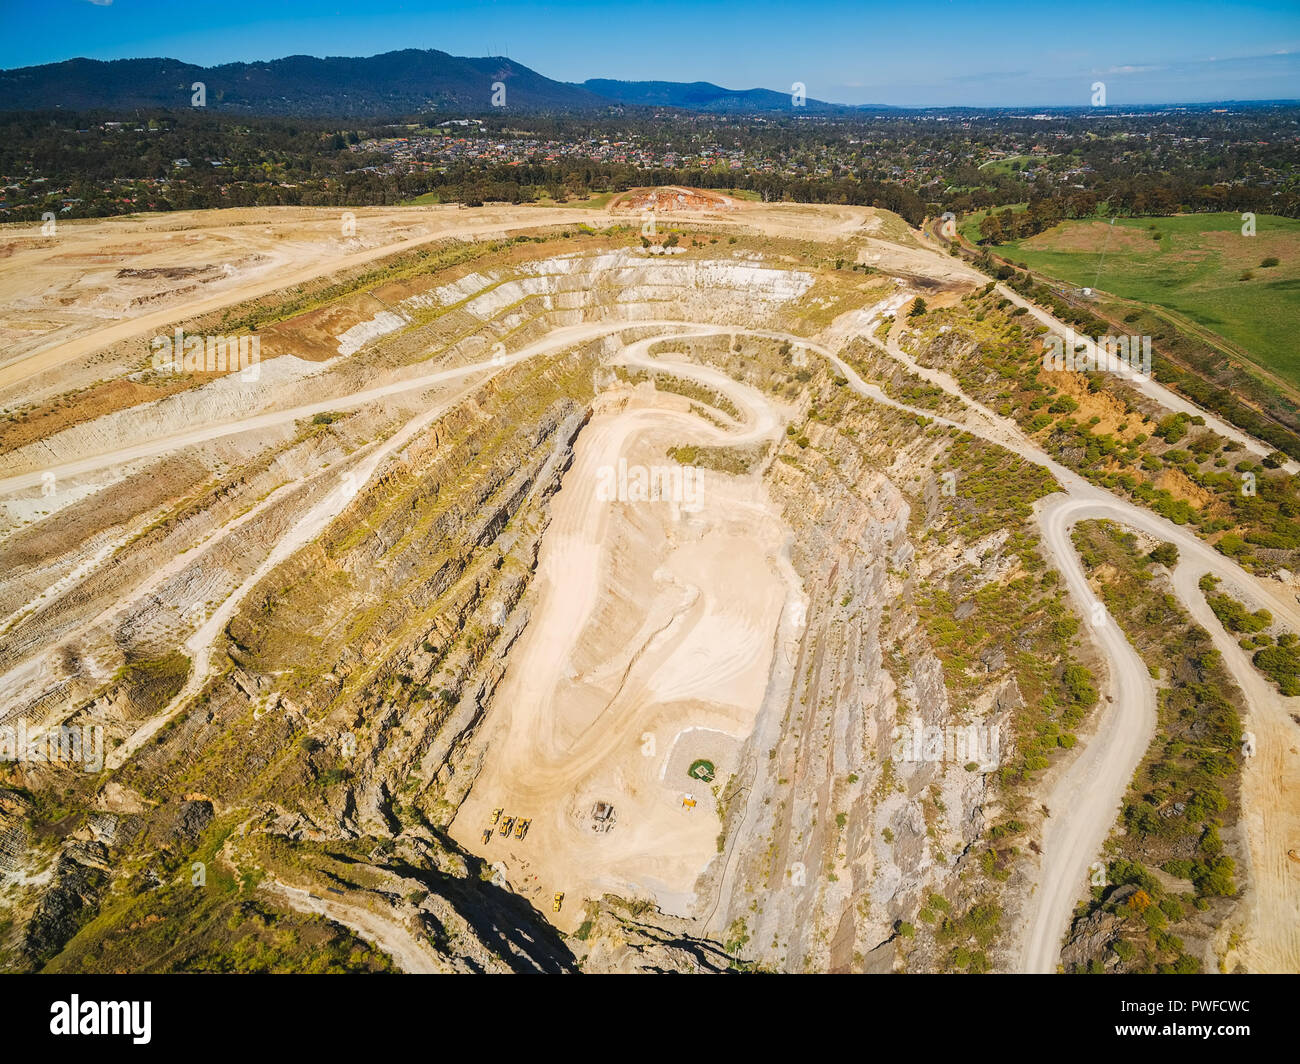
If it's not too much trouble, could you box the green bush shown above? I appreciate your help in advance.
[1253,643,1300,695]
[1147,542,1179,568]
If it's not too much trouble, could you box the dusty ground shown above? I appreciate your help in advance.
[0,196,925,401]
[609,186,743,214]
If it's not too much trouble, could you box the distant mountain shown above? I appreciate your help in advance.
[0,49,611,116]
[578,78,862,113]
[0,49,893,117]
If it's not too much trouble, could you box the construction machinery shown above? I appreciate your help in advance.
[515,818,531,840]
[682,793,697,811]
[590,801,616,833]
[490,808,503,826]
[552,892,564,913]
[481,828,493,845]
[499,816,515,837]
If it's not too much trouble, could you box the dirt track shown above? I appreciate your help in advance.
[862,314,1300,973]
[259,878,442,974]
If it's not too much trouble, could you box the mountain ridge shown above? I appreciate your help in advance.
[575,78,874,113]
[0,48,875,116]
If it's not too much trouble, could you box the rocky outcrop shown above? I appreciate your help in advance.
[21,840,110,965]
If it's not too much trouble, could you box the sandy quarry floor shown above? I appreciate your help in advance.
[448,337,793,930]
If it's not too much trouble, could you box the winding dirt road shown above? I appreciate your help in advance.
[847,311,1300,973]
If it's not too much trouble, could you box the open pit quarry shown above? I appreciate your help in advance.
[0,195,1295,974]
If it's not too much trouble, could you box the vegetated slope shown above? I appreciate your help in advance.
[0,48,894,117]
[1,351,601,972]
[953,228,1300,465]
[1201,574,1300,695]
[903,285,1300,577]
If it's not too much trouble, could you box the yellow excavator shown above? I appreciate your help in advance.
[490,808,503,826]
[515,818,531,840]
[499,816,515,837]
[552,892,564,913]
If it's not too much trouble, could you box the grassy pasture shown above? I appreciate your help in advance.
[981,212,1300,387]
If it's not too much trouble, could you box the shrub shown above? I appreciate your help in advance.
[1063,664,1097,704]
[1253,643,1300,695]
[1147,542,1179,568]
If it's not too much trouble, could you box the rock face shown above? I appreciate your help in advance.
[22,841,110,965]
[706,376,1009,972]
[1060,885,1133,972]
[168,801,214,846]
[576,901,735,974]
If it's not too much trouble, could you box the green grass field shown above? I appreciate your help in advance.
[535,190,615,209]
[400,190,446,206]
[713,187,761,201]
[977,212,1300,387]
[978,155,1044,175]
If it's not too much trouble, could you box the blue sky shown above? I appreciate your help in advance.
[2,0,1297,106]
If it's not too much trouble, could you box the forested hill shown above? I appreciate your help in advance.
[0,50,614,116]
